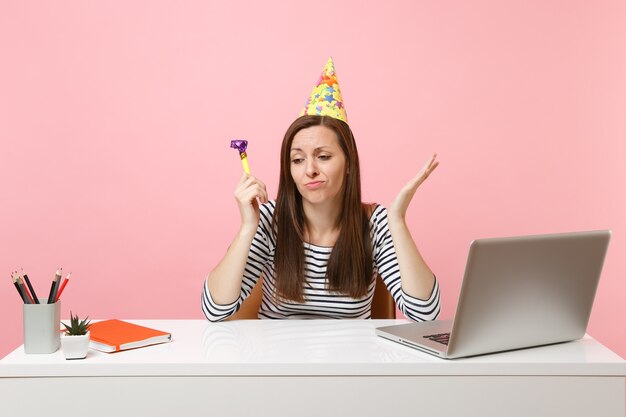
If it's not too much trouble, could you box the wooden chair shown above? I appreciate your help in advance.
[227,274,396,320]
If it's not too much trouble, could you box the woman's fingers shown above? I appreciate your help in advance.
[390,154,439,219]
[254,177,269,204]
[428,153,438,168]
[234,175,265,230]
[239,185,267,206]
[422,160,439,181]
[411,154,439,186]
[235,175,268,205]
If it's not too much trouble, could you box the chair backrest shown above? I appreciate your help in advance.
[227,274,396,320]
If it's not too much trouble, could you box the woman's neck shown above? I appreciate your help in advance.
[302,200,342,246]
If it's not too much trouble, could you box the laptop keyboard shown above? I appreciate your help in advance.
[423,333,450,346]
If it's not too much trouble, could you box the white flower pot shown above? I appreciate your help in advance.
[61,331,90,360]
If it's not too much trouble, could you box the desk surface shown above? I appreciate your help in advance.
[1,319,625,377]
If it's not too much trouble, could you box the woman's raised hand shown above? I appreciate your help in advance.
[234,173,269,233]
[389,153,439,220]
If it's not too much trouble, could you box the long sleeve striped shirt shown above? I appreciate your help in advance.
[202,201,440,321]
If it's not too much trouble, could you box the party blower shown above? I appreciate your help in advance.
[230,140,250,174]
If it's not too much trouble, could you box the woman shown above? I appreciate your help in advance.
[202,59,440,321]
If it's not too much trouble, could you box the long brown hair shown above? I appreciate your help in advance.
[273,115,373,302]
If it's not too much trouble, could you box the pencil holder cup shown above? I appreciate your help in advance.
[23,300,61,354]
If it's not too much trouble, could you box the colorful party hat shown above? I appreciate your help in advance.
[299,57,348,124]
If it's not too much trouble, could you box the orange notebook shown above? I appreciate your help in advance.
[89,319,172,353]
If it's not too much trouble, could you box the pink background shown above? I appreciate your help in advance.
[1,1,625,360]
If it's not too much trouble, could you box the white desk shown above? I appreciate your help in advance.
[1,320,624,417]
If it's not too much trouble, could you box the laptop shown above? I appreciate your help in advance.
[376,230,611,359]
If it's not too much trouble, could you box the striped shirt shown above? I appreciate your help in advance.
[202,201,440,321]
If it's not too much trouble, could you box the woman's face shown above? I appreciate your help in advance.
[290,125,347,207]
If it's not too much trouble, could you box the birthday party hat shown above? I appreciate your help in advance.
[299,57,348,124]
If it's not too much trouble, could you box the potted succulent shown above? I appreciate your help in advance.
[61,312,91,360]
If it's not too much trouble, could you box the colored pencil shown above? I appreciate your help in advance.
[49,268,62,304]
[55,272,71,302]
[22,272,40,304]
[17,273,34,304]
[16,276,33,304]
[12,273,27,303]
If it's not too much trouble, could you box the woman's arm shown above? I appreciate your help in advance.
[206,227,257,304]
[206,173,268,305]
[387,154,439,300]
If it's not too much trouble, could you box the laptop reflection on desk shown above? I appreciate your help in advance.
[376,230,611,359]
